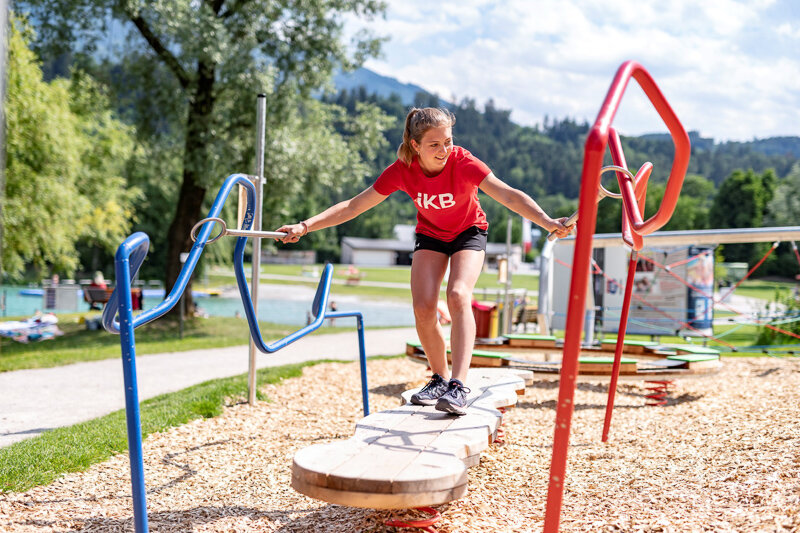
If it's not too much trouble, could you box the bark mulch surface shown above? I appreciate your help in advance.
[1,357,798,532]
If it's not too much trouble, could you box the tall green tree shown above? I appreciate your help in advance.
[21,0,385,310]
[766,162,800,227]
[710,168,777,264]
[761,162,800,277]
[4,16,138,279]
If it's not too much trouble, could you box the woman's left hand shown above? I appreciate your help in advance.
[548,217,574,239]
[274,223,306,244]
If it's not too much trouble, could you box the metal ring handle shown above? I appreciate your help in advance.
[190,217,227,244]
[597,165,633,199]
[546,165,633,241]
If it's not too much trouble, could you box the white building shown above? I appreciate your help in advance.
[340,224,522,267]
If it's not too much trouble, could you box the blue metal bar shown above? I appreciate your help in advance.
[101,172,371,533]
[235,259,370,415]
[113,236,149,533]
[103,174,256,334]
[325,310,370,417]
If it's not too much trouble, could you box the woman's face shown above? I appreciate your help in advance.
[412,125,453,175]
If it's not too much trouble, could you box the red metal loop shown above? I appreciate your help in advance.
[596,61,690,238]
[386,507,441,532]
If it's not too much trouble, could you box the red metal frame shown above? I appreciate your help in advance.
[601,252,638,442]
[543,60,690,533]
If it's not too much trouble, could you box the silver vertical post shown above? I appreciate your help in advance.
[248,95,267,405]
[502,216,513,335]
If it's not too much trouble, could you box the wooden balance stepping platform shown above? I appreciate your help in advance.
[599,338,658,355]
[503,333,559,348]
[663,353,722,372]
[577,356,640,375]
[405,341,511,367]
[406,340,722,377]
[291,368,532,509]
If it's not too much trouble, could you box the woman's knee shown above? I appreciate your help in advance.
[446,285,472,311]
[413,297,439,321]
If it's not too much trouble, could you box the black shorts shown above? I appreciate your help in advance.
[414,226,488,256]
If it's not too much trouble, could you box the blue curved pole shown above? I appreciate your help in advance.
[103,174,256,333]
[235,259,370,415]
[113,238,148,533]
[102,173,370,533]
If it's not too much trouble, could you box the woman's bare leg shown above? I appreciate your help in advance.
[446,250,485,382]
[410,250,450,378]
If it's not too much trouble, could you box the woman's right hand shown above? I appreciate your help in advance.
[274,222,307,244]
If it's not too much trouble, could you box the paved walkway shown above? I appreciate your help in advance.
[0,327,419,448]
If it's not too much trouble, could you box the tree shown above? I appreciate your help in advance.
[21,0,386,311]
[710,169,777,264]
[3,16,138,279]
[761,162,800,277]
[766,162,800,227]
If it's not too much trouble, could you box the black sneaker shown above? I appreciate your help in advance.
[435,379,471,415]
[410,373,450,406]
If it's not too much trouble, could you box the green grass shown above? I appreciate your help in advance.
[0,314,342,373]
[0,359,354,493]
[730,279,794,302]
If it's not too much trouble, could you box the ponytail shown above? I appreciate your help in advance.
[397,107,456,166]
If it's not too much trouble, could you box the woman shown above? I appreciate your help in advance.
[276,107,571,415]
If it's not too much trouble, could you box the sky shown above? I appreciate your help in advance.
[345,0,800,142]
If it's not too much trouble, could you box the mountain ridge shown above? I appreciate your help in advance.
[335,67,800,158]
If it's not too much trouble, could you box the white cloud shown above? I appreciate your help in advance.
[347,0,800,141]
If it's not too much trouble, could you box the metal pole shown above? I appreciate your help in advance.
[538,239,555,335]
[248,95,266,405]
[356,314,369,416]
[567,226,800,248]
[502,216,512,335]
[116,255,148,533]
[0,0,8,286]
[602,251,638,442]
[179,292,184,339]
[178,253,188,339]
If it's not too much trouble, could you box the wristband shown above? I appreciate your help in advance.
[299,221,309,236]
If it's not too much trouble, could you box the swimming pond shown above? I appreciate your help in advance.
[1,286,415,327]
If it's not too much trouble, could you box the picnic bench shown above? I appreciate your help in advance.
[83,287,113,310]
[513,304,539,332]
[83,287,143,311]
[291,368,532,509]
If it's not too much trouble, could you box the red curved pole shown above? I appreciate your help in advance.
[601,252,638,442]
[543,60,690,533]
[613,64,690,236]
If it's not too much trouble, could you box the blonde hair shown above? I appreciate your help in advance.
[397,107,456,166]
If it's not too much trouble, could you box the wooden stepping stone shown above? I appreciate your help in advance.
[503,333,559,348]
[668,344,720,356]
[599,338,658,354]
[578,356,639,375]
[291,368,532,509]
[405,342,513,367]
[667,353,721,371]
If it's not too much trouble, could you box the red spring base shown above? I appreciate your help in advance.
[494,406,507,445]
[386,507,441,532]
[645,380,674,406]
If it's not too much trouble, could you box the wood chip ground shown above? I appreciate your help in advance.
[1,357,798,532]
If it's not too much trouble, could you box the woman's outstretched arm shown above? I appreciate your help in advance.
[479,173,572,238]
[275,186,388,243]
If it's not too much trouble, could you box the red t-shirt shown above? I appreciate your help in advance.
[372,146,491,241]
